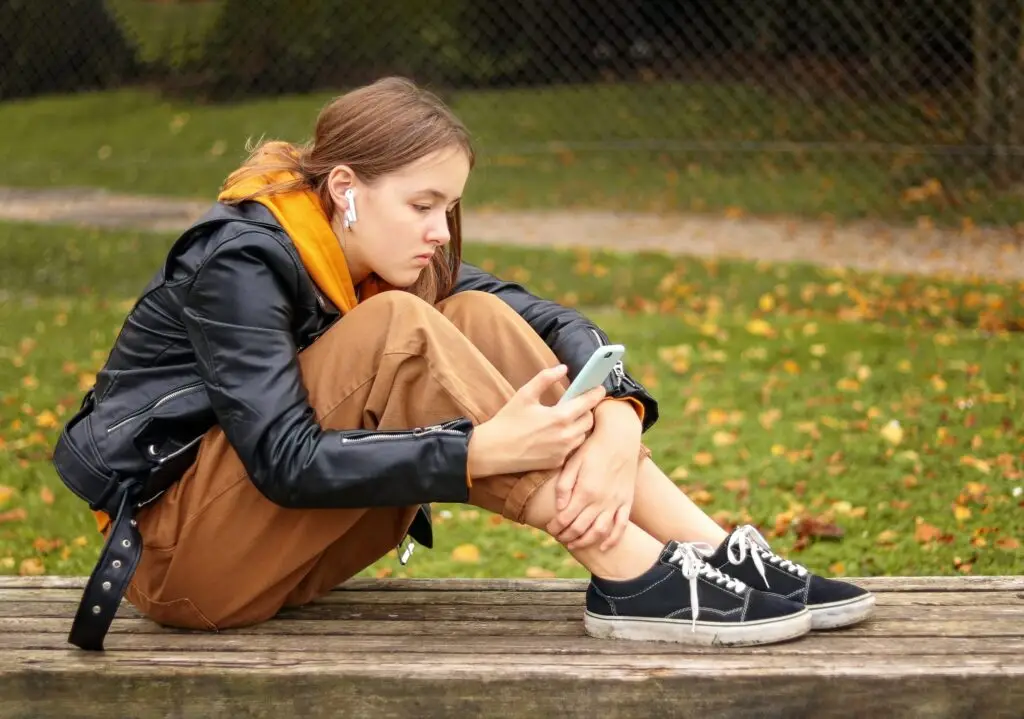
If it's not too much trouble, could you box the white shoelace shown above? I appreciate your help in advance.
[724,525,809,589]
[667,542,748,631]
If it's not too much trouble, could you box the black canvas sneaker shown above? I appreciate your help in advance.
[698,525,876,630]
[584,540,812,646]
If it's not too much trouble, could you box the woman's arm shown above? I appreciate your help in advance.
[182,232,473,510]
[453,261,659,432]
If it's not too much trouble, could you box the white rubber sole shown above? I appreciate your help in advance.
[808,593,876,630]
[583,608,813,647]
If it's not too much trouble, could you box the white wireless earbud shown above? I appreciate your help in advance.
[343,188,358,229]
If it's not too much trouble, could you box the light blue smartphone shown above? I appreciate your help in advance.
[557,344,625,405]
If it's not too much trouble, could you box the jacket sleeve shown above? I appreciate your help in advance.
[181,233,473,510]
[453,261,659,432]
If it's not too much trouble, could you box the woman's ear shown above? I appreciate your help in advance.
[326,165,357,211]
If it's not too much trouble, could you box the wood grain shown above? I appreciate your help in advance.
[2,575,1022,592]
[1,575,1021,719]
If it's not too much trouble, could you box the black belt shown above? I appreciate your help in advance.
[68,479,143,651]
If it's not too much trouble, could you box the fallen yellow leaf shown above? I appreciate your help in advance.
[0,486,14,506]
[40,487,54,505]
[880,419,904,446]
[706,409,730,426]
[693,452,715,467]
[712,431,736,447]
[525,566,556,578]
[450,544,480,563]
[745,319,773,337]
[876,530,899,546]
[953,505,971,521]
[689,489,714,505]
[959,456,991,474]
[19,558,45,576]
[0,508,27,524]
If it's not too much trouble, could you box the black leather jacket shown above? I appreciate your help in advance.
[52,201,658,546]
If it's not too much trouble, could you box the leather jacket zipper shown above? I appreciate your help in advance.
[340,419,466,444]
[106,382,205,433]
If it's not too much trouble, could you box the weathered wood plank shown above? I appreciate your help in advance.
[2,575,1022,592]
[2,574,1021,719]
[3,588,1022,607]
[5,649,1023,673]
[3,652,1022,719]
[1,600,1021,624]
[3,630,1024,657]
[0,616,1021,638]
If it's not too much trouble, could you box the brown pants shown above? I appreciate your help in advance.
[125,290,644,631]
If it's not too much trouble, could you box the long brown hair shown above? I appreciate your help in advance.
[220,77,475,304]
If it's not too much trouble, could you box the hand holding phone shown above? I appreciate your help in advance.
[466,354,613,477]
[557,344,625,405]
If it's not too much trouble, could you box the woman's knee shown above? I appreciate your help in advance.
[437,290,524,328]
[357,289,437,316]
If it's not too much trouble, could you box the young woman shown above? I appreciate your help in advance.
[53,77,874,652]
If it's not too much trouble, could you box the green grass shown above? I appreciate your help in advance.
[2,83,1020,226]
[0,221,1021,581]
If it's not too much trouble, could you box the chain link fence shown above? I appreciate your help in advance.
[1,0,1022,229]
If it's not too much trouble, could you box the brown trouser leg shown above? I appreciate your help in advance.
[126,290,578,631]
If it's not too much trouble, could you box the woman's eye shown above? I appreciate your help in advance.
[413,204,431,213]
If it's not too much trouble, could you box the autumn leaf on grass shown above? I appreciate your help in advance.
[693,452,715,467]
[686,488,714,506]
[712,431,737,447]
[914,517,951,545]
[0,508,27,524]
[35,410,58,429]
[0,485,14,506]
[876,530,899,547]
[32,537,63,554]
[880,419,904,446]
[745,318,775,338]
[959,456,991,474]
[40,487,55,505]
[792,516,844,542]
[836,378,860,392]
[722,478,750,500]
[759,408,782,430]
[525,566,556,578]
[451,544,480,564]
[19,558,45,576]
[995,537,1020,550]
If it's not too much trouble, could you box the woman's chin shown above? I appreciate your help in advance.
[381,268,423,289]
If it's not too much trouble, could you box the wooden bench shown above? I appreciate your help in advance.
[1,575,1022,718]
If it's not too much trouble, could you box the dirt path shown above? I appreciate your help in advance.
[2,186,1021,282]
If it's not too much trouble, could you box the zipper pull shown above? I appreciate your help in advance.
[399,538,415,565]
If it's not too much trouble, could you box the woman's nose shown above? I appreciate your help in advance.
[426,217,451,245]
